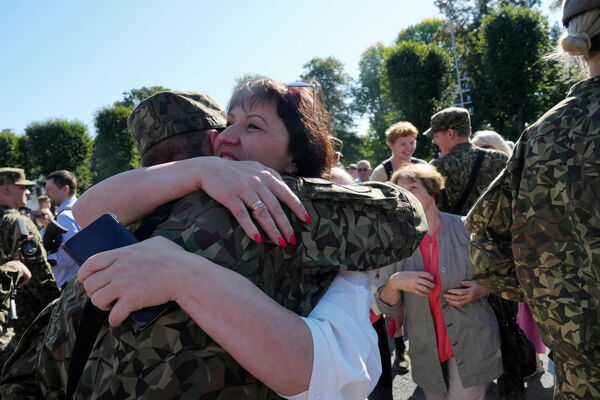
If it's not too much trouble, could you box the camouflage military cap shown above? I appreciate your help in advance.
[423,107,471,136]
[563,0,600,26]
[128,91,227,155]
[0,168,34,186]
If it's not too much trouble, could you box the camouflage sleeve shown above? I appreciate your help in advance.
[0,299,56,399]
[12,217,60,336]
[465,168,524,302]
[0,261,25,303]
[287,177,427,271]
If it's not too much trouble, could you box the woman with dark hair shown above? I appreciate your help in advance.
[70,78,424,399]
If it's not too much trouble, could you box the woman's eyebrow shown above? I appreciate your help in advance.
[247,114,268,126]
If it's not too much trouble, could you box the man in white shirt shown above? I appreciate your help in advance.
[44,170,81,288]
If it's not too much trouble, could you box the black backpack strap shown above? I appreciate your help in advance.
[65,201,177,398]
[383,159,394,180]
[451,149,486,214]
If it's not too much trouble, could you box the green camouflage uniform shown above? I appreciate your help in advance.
[0,206,60,333]
[0,260,27,368]
[1,178,427,399]
[0,203,60,366]
[431,142,508,216]
[466,76,600,399]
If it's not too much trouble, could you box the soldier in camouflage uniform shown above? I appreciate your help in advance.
[466,1,600,398]
[1,89,427,399]
[424,107,508,216]
[0,168,60,367]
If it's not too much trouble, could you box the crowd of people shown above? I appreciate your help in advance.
[0,1,598,399]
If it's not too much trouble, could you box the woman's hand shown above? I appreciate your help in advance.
[197,158,310,246]
[390,271,435,297]
[77,236,193,326]
[443,280,488,307]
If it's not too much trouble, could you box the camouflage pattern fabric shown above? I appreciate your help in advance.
[0,169,35,186]
[0,260,26,368]
[1,177,426,399]
[0,207,59,344]
[128,91,227,155]
[465,76,600,399]
[431,142,508,216]
[423,107,471,136]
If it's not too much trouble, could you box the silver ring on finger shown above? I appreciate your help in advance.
[250,200,267,212]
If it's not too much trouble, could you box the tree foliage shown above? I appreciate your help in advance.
[25,119,93,189]
[469,6,551,139]
[385,42,452,158]
[117,86,170,108]
[0,130,22,167]
[300,57,362,162]
[92,105,140,183]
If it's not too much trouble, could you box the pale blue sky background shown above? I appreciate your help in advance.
[0,1,560,137]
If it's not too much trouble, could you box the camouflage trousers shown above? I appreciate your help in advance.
[0,331,16,372]
[554,355,600,399]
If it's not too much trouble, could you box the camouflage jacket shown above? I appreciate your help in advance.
[1,177,426,400]
[0,207,59,340]
[0,260,27,367]
[431,142,508,215]
[465,76,600,367]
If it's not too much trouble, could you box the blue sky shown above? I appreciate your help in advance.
[0,1,560,137]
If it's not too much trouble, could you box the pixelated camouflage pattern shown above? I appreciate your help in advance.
[423,107,471,136]
[128,91,227,155]
[0,206,59,338]
[0,260,26,367]
[0,168,35,186]
[431,142,508,216]
[466,76,600,399]
[1,177,426,399]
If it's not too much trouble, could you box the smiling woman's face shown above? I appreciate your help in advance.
[214,100,296,174]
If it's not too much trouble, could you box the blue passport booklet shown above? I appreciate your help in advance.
[63,213,172,331]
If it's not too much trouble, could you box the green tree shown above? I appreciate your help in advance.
[25,119,94,190]
[384,41,452,159]
[92,105,140,183]
[300,57,362,162]
[396,18,449,49]
[469,6,550,139]
[0,130,21,167]
[117,86,170,108]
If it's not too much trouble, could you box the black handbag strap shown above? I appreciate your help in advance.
[383,159,394,180]
[450,149,486,214]
[65,201,176,398]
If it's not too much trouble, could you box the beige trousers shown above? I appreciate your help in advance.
[422,357,488,400]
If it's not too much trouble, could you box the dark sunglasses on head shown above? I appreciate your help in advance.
[357,168,369,172]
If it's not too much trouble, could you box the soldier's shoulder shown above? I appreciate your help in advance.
[284,176,406,205]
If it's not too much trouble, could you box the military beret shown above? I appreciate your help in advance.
[0,168,35,186]
[128,91,227,155]
[423,107,471,136]
[563,0,600,27]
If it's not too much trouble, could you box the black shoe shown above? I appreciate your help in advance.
[392,351,410,375]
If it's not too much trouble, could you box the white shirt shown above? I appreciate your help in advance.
[283,271,380,400]
[47,197,80,287]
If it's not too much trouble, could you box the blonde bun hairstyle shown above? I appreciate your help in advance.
[547,8,600,74]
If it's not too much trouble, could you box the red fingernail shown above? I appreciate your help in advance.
[289,234,297,245]
[304,213,312,224]
[253,233,263,244]
[213,130,219,137]
[278,236,287,247]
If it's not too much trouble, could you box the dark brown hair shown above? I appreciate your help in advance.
[228,78,335,178]
[46,170,77,195]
